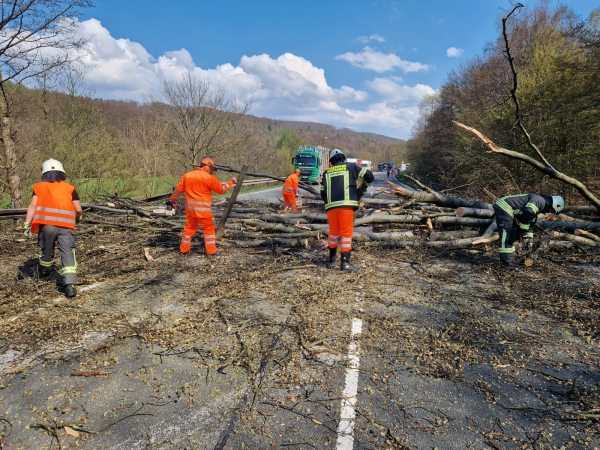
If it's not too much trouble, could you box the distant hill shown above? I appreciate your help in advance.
[245,114,405,144]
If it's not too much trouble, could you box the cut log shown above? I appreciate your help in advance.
[434,217,493,226]
[385,181,493,210]
[455,207,495,218]
[549,231,600,247]
[430,230,479,241]
[481,221,498,238]
[243,220,298,233]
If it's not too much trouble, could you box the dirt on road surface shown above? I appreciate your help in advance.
[0,196,599,449]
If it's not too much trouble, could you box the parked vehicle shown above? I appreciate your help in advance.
[292,146,329,184]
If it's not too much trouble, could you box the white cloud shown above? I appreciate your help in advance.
[365,76,435,107]
[358,34,386,43]
[335,46,431,73]
[29,18,434,139]
[446,47,464,58]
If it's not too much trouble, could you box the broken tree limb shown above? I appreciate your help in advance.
[455,207,495,218]
[385,181,493,210]
[549,231,600,247]
[216,164,248,239]
[353,214,423,226]
[574,229,600,242]
[453,120,600,213]
[116,201,181,227]
[243,220,298,233]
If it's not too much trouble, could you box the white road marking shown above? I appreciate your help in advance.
[336,317,363,450]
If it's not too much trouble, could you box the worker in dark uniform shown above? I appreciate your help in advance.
[493,194,564,269]
[321,149,374,272]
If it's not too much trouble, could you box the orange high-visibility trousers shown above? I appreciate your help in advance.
[326,207,354,252]
[283,193,297,213]
[180,216,217,254]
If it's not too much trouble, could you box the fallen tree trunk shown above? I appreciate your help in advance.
[455,207,495,218]
[385,181,493,210]
[434,217,493,226]
[229,238,309,248]
[549,231,600,247]
[243,220,299,233]
[354,214,423,226]
[371,234,499,248]
[537,220,600,231]
[430,230,480,241]
[358,231,415,241]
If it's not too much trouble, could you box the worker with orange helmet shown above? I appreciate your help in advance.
[282,169,301,213]
[168,158,237,256]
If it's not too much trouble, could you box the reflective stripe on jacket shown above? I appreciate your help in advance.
[282,173,299,196]
[31,181,77,232]
[320,162,374,211]
[171,168,233,218]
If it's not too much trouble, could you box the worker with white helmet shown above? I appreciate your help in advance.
[24,159,83,298]
[493,193,564,270]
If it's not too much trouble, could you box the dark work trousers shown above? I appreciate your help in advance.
[493,205,517,264]
[38,225,77,285]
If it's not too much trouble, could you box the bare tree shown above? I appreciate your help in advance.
[148,71,252,168]
[0,0,92,207]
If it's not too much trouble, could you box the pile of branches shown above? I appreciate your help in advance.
[4,180,600,261]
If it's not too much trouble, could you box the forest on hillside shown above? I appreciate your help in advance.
[0,74,406,207]
[407,3,600,205]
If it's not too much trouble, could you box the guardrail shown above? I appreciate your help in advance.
[241,178,278,186]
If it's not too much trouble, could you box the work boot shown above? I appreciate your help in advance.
[65,284,77,298]
[39,269,51,278]
[340,251,359,273]
[207,251,222,257]
[501,260,521,272]
[328,247,338,267]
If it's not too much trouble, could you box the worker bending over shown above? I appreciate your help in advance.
[24,159,82,298]
[168,158,237,256]
[282,169,301,213]
[321,149,374,272]
[493,193,564,269]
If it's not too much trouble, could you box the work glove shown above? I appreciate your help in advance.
[23,222,32,239]
[522,238,533,252]
[76,214,82,224]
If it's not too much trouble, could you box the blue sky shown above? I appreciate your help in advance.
[71,0,599,139]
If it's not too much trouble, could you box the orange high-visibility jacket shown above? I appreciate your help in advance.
[170,168,234,218]
[282,173,299,196]
[31,181,77,233]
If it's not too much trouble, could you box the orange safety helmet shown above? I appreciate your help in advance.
[200,157,216,173]
[294,169,301,175]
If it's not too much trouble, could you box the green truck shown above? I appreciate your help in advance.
[292,146,329,184]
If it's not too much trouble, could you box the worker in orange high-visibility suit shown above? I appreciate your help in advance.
[168,158,237,256]
[24,159,83,298]
[282,169,301,213]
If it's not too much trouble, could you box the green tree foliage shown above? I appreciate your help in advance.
[408,3,600,202]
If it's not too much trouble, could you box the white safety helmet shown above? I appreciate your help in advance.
[329,148,345,160]
[551,195,564,213]
[42,158,65,174]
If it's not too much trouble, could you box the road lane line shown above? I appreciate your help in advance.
[336,317,363,450]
